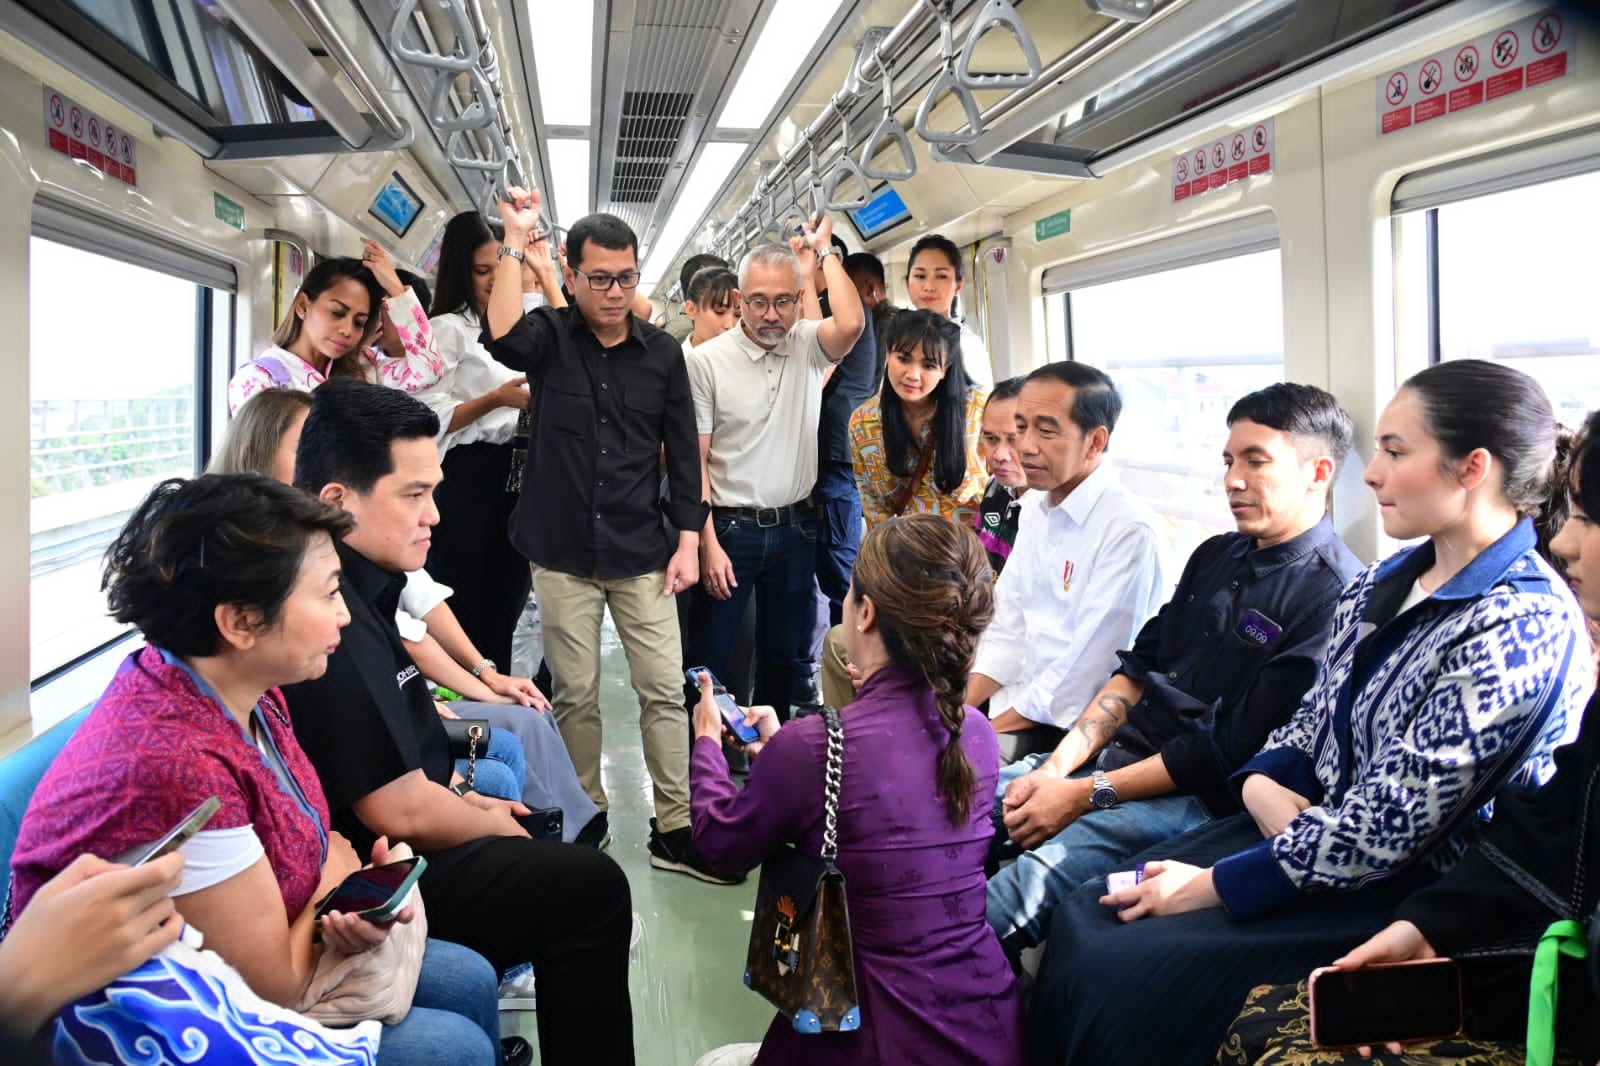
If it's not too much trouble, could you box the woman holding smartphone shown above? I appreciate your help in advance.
[1028,360,1592,1065]
[8,475,505,1066]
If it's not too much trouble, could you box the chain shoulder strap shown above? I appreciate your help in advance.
[821,706,844,863]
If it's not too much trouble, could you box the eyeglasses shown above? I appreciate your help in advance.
[572,267,641,292]
[742,293,801,314]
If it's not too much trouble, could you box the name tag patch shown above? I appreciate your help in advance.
[1236,609,1283,646]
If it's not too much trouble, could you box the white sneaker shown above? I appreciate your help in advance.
[630,912,643,951]
[694,1043,761,1066]
[498,967,537,1011]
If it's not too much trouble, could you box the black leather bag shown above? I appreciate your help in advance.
[441,718,491,790]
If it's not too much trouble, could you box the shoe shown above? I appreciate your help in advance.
[498,964,537,1011]
[647,818,745,885]
[502,1036,533,1066]
[575,811,611,849]
[630,911,644,950]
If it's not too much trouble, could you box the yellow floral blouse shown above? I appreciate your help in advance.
[849,387,990,529]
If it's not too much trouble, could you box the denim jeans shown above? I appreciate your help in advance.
[985,754,1211,954]
[377,938,499,1066]
[455,723,527,802]
[689,515,819,718]
[812,460,861,628]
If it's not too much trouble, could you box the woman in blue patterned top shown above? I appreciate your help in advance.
[1029,359,1592,1065]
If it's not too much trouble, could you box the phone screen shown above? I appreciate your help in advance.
[316,858,423,919]
[1310,962,1462,1048]
[686,667,761,743]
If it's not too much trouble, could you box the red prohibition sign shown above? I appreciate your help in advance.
[48,94,64,127]
[1455,45,1480,82]
[1194,150,1207,174]
[1176,157,1189,181]
[1386,71,1408,104]
[1533,13,1561,54]
[1231,133,1246,160]
[68,106,83,138]
[121,135,133,162]
[1491,30,1519,69]
[1252,124,1268,152]
[1419,60,1443,94]
[1211,143,1226,169]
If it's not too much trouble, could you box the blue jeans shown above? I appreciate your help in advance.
[985,754,1210,954]
[456,725,526,802]
[377,938,499,1066]
[813,460,861,628]
[453,701,601,843]
[690,514,819,718]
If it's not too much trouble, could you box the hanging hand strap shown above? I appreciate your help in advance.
[821,706,844,863]
[1526,918,1587,1066]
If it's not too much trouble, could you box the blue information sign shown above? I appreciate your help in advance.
[846,184,912,240]
[369,172,423,238]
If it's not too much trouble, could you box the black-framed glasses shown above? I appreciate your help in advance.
[572,267,642,292]
[742,293,801,314]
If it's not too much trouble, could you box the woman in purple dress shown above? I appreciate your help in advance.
[690,514,1025,1066]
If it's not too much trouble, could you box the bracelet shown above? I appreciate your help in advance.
[470,657,496,678]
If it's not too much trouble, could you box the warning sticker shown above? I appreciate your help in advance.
[41,86,139,188]
[1376,8,1572,136]
[1172,118,1274,204]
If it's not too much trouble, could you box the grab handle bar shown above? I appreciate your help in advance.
[430,66,496,132]
[859,47,916,181]
[914,3,985,147]
[956,0,1042,90]
[390,0,479,72]
[822,104,871,211]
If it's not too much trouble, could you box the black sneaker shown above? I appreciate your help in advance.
[647,818,745,884]
[502,1036,533,1066]
[575,811,611,849]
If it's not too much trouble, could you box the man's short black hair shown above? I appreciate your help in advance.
[1024,361,1123,438]
[1226,383,1355,467]
[843,252,886,287]
[679,253,728,297]
[295,378,440,495]
[988,376,1025,405]
[566,213,638,271]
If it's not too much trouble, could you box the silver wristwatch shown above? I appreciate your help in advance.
[1090,770,1119,810]
[470,657,496,678]
[496,245,525,264]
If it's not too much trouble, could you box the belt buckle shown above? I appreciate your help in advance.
[756,507,781,528]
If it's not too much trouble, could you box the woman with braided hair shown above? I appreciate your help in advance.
[688,514,1025,1066]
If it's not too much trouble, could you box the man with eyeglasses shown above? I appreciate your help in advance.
[684,218,865,726]
[483,188,733,884]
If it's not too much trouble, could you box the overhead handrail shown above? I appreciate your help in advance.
[802,134,828,222]
[859,46,917,181]
[955,0,1042,90]
[285,0,410,143]
[822,102,872,211]
[390,0,479,72]
[915,0,986,147]
[429,65,495,132]
[448,127,506,171]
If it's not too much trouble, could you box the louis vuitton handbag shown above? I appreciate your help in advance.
[743,706,861,1033]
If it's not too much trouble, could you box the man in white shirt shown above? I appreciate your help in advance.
[968,361,1167,763]
[686,220,864,718]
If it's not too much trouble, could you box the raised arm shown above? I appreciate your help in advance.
[805,217,863,361]
[487,186,543,340]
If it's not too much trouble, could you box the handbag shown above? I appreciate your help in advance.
[442,717,490,790]
[743,706,861,1033]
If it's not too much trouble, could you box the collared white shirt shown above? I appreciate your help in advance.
[971,462,1167,729]
[417,292,543,455]
[688,318,831,508]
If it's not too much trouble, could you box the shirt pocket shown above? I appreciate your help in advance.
[546,382,593,435]
[623,379,666,453]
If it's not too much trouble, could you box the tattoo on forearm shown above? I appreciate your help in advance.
[1073,693,1134,747]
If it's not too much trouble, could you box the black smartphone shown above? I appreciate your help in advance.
[1308,959,1463,1049]
[513,807,564,840]
[314,856,427,923]
[685,666,761,744]
[110,796,222,866]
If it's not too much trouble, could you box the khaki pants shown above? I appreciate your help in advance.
[532,565,690,833]
[820,624,855,709]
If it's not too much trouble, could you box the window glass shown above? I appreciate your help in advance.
[1434,169,1600,428]
[1060,249,1284,566]
[29,237,201,680]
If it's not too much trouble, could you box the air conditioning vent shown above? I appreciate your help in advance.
[611,90,693,204]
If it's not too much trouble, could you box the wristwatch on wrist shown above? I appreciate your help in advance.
[814,245,837,264]
[496,245,525,264]
[1090,770,1119,810]
[450,781,473,797]
[470,657,496,678]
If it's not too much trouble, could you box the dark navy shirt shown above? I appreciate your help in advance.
[1098,516,1362,815]
[816,289,880,471]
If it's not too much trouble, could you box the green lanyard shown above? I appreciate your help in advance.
[1527,919,1587,1066]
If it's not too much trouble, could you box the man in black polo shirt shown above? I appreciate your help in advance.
[984,383,1364,959]
[482,188,728,882]
[286,379,635,1064]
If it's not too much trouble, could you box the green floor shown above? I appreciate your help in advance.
[508,618,762,1064]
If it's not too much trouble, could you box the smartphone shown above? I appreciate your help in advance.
[514,806,564,841]
[314,856,428,923]
[110,796,222,866]
[1308,959,1462,1049]
[1105,865,1145,894]
[686,666,761,744]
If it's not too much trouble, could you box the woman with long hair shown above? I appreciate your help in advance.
[848,309,988,529]
[904,234,993,390]
[690,515,1024,1066]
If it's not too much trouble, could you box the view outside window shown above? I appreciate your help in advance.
[29,237,200,679]
[1432,169,1600,428]
[1062,249,1285,568]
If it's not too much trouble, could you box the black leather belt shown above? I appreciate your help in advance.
[713,502,821,528]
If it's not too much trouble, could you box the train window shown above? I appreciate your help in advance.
[28,236,212,687]
[1411,168,1600,427]
[1053,248,1284,565]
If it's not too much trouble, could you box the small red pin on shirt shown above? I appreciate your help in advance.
[1062,559,1075,592]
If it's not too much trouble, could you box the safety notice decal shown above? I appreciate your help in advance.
[1171,118,1274,204]
[1376,8,1571,136]
[43,86,139,187]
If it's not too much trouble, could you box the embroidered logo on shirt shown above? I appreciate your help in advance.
[984,512,1001,528]
[1236,609,1283,646]
[1062,559,1075,592]
[396,665,420,688]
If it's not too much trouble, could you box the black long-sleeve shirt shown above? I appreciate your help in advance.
[482,308,709,579]
[1099,517,1361,814]
[817,290,880,468]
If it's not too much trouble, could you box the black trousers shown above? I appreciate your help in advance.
[427,441,531,671]
[420,836,635,1065]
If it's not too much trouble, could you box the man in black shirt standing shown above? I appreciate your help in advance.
[483,188,728,882]
[285,379,635,1064]
[984,383,1364,959]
